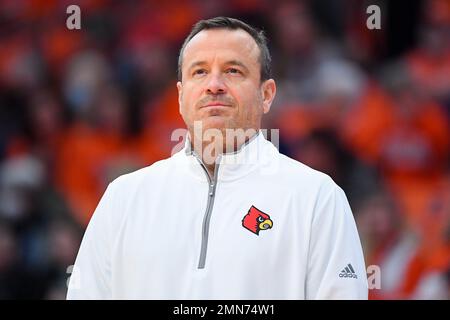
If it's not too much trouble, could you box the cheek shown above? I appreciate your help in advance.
[231,84,256,105]
[237,90,263,117]
[180,88,198,112]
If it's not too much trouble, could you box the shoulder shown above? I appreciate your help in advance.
[108,152,181,191]
[274,151,338,194]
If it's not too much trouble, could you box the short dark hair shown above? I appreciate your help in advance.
[177,16,272,82]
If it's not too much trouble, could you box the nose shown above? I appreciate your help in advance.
[205,73,226,95]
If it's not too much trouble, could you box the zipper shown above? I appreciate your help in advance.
[193,152,221,269]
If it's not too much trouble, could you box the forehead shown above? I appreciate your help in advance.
[182,28,260,69]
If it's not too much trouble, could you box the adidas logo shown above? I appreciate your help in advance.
[339,263,358,279]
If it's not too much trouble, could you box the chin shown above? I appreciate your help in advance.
[200,116,231,132]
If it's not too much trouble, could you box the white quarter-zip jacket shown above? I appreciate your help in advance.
[67,132,368,299]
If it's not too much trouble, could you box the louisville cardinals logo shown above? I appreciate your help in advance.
[242,206,273,235]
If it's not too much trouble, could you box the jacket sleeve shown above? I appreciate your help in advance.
[306,179,368,299]
[66,183,115,300]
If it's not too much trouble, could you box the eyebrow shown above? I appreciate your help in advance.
[187,60,250,74]
[187,61,207,73]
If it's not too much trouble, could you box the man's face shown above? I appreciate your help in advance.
[177,28,276,138]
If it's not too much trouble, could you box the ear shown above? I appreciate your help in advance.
[177,81,183,114]
[261,79,276,114]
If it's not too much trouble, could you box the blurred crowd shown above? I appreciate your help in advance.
[0,0,449,299]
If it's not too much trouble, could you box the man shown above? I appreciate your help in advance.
[67,17,368,299]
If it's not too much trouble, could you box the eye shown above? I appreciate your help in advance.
[226,68,242,75]
[257,216,264,222]
[192,69,207,76]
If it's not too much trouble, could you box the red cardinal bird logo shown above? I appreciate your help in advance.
[242,206,273,235]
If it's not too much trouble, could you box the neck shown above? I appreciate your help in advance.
[188,128,259,179]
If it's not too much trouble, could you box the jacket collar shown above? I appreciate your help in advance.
[182,130,277,182]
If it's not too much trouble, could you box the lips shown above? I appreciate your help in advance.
[201,102,231,108]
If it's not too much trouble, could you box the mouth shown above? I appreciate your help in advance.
[201,103,231,108]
